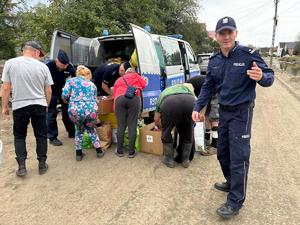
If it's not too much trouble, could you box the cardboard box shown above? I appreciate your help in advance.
[139,122,163,156]
[98,96,114,115]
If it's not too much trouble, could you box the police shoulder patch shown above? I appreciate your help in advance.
[239,45,256,55]
[209,52,219,59]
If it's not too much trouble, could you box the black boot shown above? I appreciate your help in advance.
[163,143,175,168]
[16,158,27,177]
[181,143,192,168]
[38,160,48,175]
[96,147,104,158]
[76,149,84,161]
[214,181,230,192]
[216,203,239,219]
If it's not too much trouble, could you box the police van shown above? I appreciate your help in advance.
[50,23,200,112]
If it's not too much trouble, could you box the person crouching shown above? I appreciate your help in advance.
[62,65,104,161]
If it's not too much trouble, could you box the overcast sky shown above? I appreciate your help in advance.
[198,0,300,47]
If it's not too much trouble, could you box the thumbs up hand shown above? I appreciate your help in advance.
[247,61,263,81]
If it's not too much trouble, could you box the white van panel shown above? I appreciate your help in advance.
[130,24,160,75]
[130,24,162,112]
[50,30,94,66]
[50,30,76,60]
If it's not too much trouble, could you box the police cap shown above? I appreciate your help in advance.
[57,49,70,65]
[215,16,237,33]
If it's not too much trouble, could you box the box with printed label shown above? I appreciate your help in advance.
[139,122,163,156]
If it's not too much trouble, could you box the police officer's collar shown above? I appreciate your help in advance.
[219,41,238,58]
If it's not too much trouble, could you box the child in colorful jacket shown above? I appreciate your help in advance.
[62,65,104,161]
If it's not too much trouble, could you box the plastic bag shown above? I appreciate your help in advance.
[95,122,112,150]
[124,127,140,151]
[82,131,93,149]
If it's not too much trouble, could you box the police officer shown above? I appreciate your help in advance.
[92,61,131,96]
[192,17,274,218]
[46,49,75,146]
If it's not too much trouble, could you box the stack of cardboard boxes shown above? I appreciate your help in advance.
[97,96,163,155]
[96,97,205,156]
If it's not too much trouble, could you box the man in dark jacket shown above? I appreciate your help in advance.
[46,49,75,146]
[192,17,274,218]
[92,61,131,96]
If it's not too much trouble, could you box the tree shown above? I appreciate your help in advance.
[0,0,24,59]
[14,0,214,55]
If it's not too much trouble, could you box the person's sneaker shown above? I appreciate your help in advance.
[115,148,124,157]
[38,161,48,175]
[216,203,239,219]
[49,138,63,146]
[214,181,230,192]
[96,148,105,158]
[128,150,136,158]
[199,146,217,156]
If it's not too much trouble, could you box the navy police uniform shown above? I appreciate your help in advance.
[92,63,121,96]
[194,43,274,210]
[46,51,76,141]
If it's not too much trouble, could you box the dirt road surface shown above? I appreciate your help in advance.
[0,77,300,225]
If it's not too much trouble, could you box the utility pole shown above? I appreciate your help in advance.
[270,0,279,66]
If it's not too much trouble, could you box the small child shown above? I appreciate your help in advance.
[62,65,104,161]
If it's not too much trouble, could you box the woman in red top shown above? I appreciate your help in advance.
[113,68,147,158]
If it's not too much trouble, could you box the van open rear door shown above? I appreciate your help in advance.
[130,24,161,112]
[50,30,96,66]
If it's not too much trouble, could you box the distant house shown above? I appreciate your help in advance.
[277,42,296,56]
[258,47,270,54]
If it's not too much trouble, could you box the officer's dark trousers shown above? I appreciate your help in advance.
[47,92,75,140]
[13,105,48,161]
[217,102,254,209]
[160,94,195,144]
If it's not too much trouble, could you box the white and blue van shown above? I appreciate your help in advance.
[50,23,201,112]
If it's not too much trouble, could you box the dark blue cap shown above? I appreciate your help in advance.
[123,61,131,71]
[215,17,237,33]
[57,49,70,65]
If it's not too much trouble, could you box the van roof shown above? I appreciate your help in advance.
[96,33,133,41]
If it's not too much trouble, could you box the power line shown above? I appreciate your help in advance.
[237,0,273,21]
[199,0,273,25]
[224,0,273,17]
[278,0,300,15]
